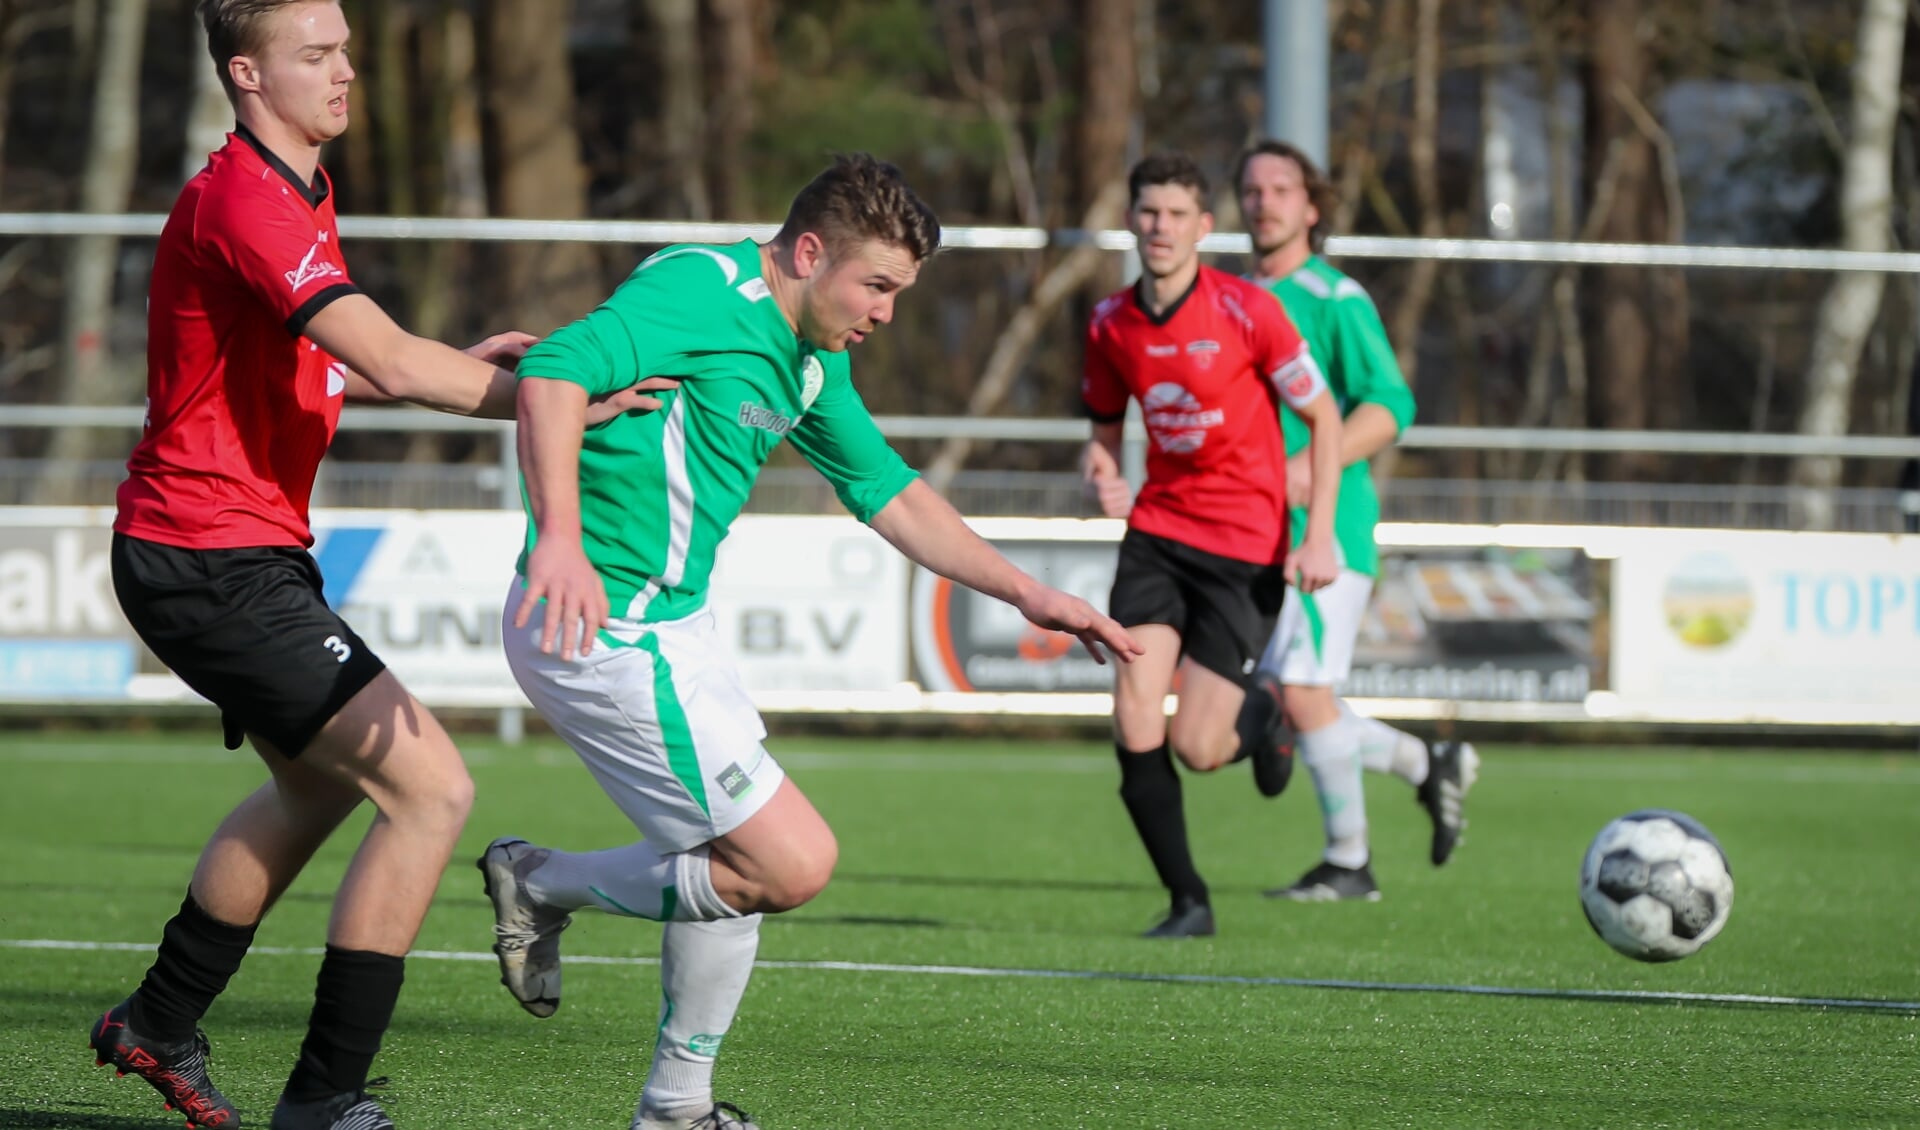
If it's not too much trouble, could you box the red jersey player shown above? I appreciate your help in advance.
[89,4,668,1130]
[1081,152,1343,938]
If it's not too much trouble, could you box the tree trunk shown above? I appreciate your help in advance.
[39,0,146,503]
[1374,0,1441,492]
[182,15,231,182]
[1582,0,1687,481]
[1072,0,1136,281]
[705,0,758,219]
[1583,0,1650,478]
[480,0,602,334]
[1790,0,1906,528]
[646,0,709,220]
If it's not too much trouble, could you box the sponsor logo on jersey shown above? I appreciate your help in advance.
[284,241,344,292]
[714,762,754,800]
[1145,343,1179,357]
[1141,382,1223,454]
[737,402,796,436]
[1215,288,1255,331]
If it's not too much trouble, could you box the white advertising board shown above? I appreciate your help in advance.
[1610,530,1920,725]
[317,511,908,701]
[706,516,908,693]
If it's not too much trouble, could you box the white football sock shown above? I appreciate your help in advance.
[636,915,762,1124]
[524,841,739,922]
[1300,717,1369,869]
[1341,699,1429,786]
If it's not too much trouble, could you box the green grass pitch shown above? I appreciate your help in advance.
[1,732,1915,1128]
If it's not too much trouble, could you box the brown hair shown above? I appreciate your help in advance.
[775,153,942,263]
[1127,152,1210,209]
[198,0,332,100]
[1233,139,1338,253]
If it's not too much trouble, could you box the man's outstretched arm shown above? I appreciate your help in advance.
[867,479,1143,664]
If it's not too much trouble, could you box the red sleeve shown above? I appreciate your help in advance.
[1080,320,1129,423]
[1247,283,1328,409]
[198,184,360,337]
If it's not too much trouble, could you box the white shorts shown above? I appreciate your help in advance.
[502,578,786,853]
[1258,569,1374,687]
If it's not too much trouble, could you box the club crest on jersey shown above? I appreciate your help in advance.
[284,241,343,292]
[801,355,826,408]
[1141,382,1223,454]
[1186,340,1221,370]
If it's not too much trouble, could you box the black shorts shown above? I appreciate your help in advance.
[1107,528,1288,687]
[111,533,386,756]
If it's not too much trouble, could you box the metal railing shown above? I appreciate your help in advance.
[13,212,1920,274]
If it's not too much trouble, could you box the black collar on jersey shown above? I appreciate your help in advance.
[1132,268,1200,327]
[235,123,330,210]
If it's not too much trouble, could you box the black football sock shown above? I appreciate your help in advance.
[127,890,258,1042]
[1115,742,1209,907]
[283,946,405,1102]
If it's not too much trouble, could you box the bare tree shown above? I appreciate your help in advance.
[1072,0,1137,290]
[704,0,759,219]
[922,183,1128,493]
[647,0,710,220]
[39,0,145,502]
[480,0,602,333]
[1790,0,1907,528]
[0,1,74,197]
[1372,0,1442,491]
[1582,0,1689,480]
[183,14,231,183]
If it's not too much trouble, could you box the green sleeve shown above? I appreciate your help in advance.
[513,255,718,397]
[785,367,919,523]
[1334,290,1416,432]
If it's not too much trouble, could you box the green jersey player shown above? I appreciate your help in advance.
[1235,140,1479,903]
[477,154,1140,1130]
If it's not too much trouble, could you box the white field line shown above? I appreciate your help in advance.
[4,937,1915,1015]
[3,742,1918,786]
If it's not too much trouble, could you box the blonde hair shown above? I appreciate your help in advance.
[198,0,336,100]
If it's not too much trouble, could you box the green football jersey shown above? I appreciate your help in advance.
[1264,256,1417,577]
[514,240,918,622]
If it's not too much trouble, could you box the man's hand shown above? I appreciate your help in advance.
[586,377,683,426]
[515,537,608,661]
[1080,441,1134,518]
[1284,451,1313,509]
[1286,537,1339,594]
[466,331,539,369]
[1014,585,1143,665]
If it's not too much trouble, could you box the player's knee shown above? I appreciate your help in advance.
[390,748,475,838]
[1167,721,1233,772]
[1112,704,1167,752]
[759,833,837,912]
[1283,684,1338,730]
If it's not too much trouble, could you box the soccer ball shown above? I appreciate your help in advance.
[1578,809,1733,962]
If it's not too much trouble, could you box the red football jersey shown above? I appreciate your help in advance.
[1082,265,1327,564]
[116,125,361,550]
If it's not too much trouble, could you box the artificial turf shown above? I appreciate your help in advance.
[2,733,1914,1128]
